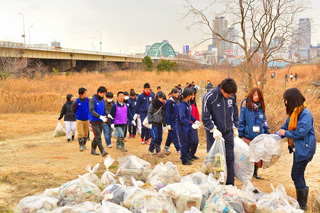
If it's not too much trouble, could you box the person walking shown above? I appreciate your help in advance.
[71,87,90,151]
[89,86,108,156]
[103,92,115,148]
[278,88,316,211]
[128,90,138,138]
[189,91,200,161]
[206,80,213,93]
[295,73,298,81]
[238,87,270,179]
[58,94,76,142]
[202,78,239,185]
[147,92,166,154]
[290,73,294,81]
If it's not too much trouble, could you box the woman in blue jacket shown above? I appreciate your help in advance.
[278,88,316,211]
[238,87,269,179]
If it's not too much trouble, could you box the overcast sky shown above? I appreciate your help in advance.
[1,0,320,54]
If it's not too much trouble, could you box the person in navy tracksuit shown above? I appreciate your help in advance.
[164,88,181,153]
[189,92,200,161]
[134,83,154,144]
[238,87,270,179]
[202,78,239,185]
[128,90,138,138]
[278,88,316,211]
[177,88,201,165]
[123,91,131,139]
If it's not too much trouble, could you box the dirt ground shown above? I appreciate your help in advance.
[0,113,319,212]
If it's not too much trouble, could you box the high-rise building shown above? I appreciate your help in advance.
[290,18,311,61]
[212,17,228,61]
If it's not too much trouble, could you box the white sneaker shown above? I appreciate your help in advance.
[107,145,112,148]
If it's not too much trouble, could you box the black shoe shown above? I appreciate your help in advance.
[91,140,99,155]
[192,156,199,160]
[254,165,262,179]
[72,135,74,141]
[67,139,71,142]
[296,187,308,211]
[83,138,87,150]
[98,143,108,157]
[78,138,84,151]
[182,160,192,165]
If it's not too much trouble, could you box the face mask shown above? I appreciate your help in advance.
[107,99,113,102]
[124,96,129,100]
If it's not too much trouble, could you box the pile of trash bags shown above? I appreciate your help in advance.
[15,152,304,213]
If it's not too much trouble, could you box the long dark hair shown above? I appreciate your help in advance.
[246,87,265,112]
[283,88,306,115]
[153,91,166,102]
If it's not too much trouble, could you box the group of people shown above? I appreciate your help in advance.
[285,72,299,81]
[58,77,315,211]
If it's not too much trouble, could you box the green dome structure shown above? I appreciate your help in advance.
[145,40,176,58]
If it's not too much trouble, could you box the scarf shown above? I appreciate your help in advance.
[143,91,150,96]
[253,102,261,111]
[288,102,307,147]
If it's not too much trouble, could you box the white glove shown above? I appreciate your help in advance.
[133,114,138,120]
[107,114,113,119]
[100,115,107,122]
[212,128,222,140]
[111,124,115,130]
[148,124,152,129]
[132,120,136,126]
[195,120,201,126]
[233,128,239,137]
[163,127,167,132]
[167,125,172,131]
[192,124,200,130]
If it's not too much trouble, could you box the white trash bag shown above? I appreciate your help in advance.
[82,163,104,189]
[137,118,142,135]
[234,137,254,183]
[202,138,227,184]
[123,177,145,208]
[43,187,60,198]
[101,155,117,187]
[99,200,131,213]
[101,177,127,205]
[53,121,66,137]
[14,194,58,212]
[50,201,101,213]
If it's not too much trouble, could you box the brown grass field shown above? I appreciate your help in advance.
[0,66,320,212]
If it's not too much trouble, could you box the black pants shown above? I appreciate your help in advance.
[90,122,104,148]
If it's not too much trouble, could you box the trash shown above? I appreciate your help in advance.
[234,137,254,183]
[146,162,181,190]
[14,194,58,212]
[201,138,227,184]
[181,172,208,185]
[116,155,152,184]
[160,182,202,212]
[53,121,66,137]
[249,134,281,168]
[101,155,117,187]
[184,206,202,213]
[101,178,127,205]
[82,163,104,189]
[57,175,101,206]
[137,118,142,135]
[50,201,101,213]
[43,187,59,198]
[123,177,146,209]
[99,200,131,213]
[130,191,176,213]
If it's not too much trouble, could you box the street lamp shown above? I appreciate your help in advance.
[92,37,95,51]
[29,25,33,44]
[18,12,25,44]
[97,31,102,52]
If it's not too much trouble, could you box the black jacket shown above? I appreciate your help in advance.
[59,101,76,121]
[147,99,166,127]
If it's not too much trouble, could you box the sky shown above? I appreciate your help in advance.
[1,0,320,54]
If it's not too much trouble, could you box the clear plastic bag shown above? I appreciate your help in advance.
[57,175,101,206]
[50,201,101,213]
[14,194,58,212]
[101,155,117,187]
[43,187,60,198]
[99,200,131,213]
[146,162,181,190]
[130,191,176,213]
[184,206,202,213]
[123,177,145,208]
[201,138,227,184]
[82,163,104,189]
[116,155,152,184]
[159,182,202,212]
[137,118,142,135]
[249,134,281,168]
[101,178,127,205]
[53,121,66,137]
[234,137,254,183]
[181,172,208,186]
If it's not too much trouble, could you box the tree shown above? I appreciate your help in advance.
[156,59,178,72]
[142,56,153,71]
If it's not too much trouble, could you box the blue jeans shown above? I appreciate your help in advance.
[115,126,126,139]
[291,155,309,189]
[103,123,112,146]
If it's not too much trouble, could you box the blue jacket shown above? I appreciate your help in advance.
[238,99,270,140]
[75,97,90,120]
[165,98,179,126]
[177,100,197,127]
[281,108,316,162]
[135,93,154,115]
[202,85,239,133]
[89,97,105,122]
[128,97,138,118]
[109,101,134,125]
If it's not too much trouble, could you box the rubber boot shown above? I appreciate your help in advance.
[120,139,127,152]
[98,143,108,157]
[253,165,262,179]
[72,135,74,141]
[91,140,99,155]
[78,138,84,152]
[116,139,121,149]
[296,187,309,211]
[83,138,87,150]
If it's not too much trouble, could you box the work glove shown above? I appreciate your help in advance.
[132,120,136,126]
[163,126,167,132]
[133,114,139,120]
[233,128,239,137]
[100,115,107,122]
[212,128,222,140]
[167,125,172,131]
[111,124,115,130]
[192,124,200,130]
[195,120,201,126]
[148,124,152,129]
[107,114,113,119]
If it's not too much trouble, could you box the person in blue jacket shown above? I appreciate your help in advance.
[134,83,154,145]
[128,90,138,138]
[177,88,201,165]
[164,88,181,154]
[278,88,316,211]
[238,87,270,179]
[202,78,239,185]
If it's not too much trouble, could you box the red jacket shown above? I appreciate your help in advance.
[191,103,200,122]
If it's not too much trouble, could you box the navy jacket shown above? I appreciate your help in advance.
[135,93,154,115]
[202,85,239,133]
[281,108,316,162]
[165,97,179,126]
[177,100,197,127]
[238,99,270,139]
[128,97,138,118]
